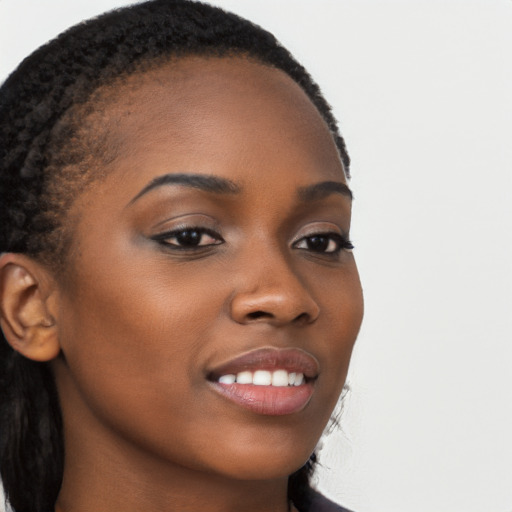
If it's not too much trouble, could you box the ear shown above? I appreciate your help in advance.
[0,253,60,362]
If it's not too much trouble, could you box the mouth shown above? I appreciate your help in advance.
[207,348,319,416]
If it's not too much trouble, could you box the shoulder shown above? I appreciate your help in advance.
[297,488,355,512]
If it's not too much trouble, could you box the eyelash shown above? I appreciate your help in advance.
[151,227,224,250]
[293,232,354,255]
[151,227,354,255]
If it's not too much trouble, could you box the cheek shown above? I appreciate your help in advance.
[55,268,234,477]
[314,263,364,395]
[56,257,219,427]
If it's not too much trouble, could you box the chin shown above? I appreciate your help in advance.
[204,437,316,482]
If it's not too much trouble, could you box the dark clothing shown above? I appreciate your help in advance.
[297,489,353,512]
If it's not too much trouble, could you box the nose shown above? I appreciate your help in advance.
[229,250,320,327]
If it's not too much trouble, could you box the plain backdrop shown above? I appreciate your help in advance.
[1,1,511,511]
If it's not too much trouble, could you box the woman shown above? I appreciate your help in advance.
[0,1,364,511]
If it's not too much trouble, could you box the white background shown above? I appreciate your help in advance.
[1,1,511,511]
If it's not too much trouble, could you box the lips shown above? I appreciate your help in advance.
[207,348,319,416]
[208,347,319,380]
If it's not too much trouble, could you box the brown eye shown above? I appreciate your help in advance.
[174,230,207,246]
[152,228,223,249]
[293,233,354,255]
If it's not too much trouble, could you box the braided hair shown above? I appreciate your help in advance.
[0,1,350,510]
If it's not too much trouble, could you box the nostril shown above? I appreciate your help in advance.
[247,310,272,320]
[294,312,310,324]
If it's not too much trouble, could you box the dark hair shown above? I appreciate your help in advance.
[0,1,350,510]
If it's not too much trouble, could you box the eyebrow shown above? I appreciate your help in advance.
[298,181,353,202]
[129,173,241,204]
[129,173,352,206]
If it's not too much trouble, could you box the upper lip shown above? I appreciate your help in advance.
[207,347,320,380]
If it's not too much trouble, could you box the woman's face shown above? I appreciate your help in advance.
[52,57,363,481]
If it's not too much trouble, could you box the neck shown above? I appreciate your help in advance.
[56,453,291,512]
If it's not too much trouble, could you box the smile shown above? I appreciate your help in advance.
[207,348,318,416]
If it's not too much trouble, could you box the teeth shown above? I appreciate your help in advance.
[236,371,253,384]
[272,370,289,387]
[218,374,236,384]
[218,370,305,387]
[253,370,272,386]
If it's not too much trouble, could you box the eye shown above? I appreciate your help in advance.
[293,233,354,255]
[152,227,224,249]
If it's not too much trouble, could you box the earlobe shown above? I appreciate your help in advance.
[0,253,60,362]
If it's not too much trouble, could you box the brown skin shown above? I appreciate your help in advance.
[0,57,363,511]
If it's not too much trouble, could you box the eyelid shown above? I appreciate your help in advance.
[150,212,219,231]
[151,226,224,245]
[291,222,345,243]
[293,232,353,250]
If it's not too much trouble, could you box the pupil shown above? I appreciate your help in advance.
[177,230,201,246]
[307,236,329,252]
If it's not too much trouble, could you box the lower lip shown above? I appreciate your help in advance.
[210,382,315,416]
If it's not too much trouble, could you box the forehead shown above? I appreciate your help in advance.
[90,56,345,185]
